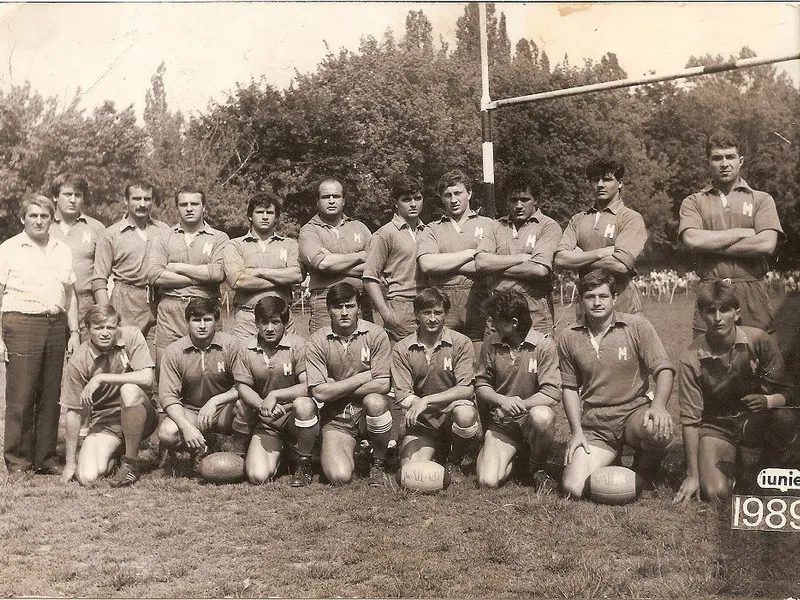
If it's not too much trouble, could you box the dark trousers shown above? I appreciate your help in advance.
[3,312,67,472]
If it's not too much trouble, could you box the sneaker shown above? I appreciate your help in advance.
[368,460,388,487]
[109,458,140,488]
[290,458,313,488]
[531,469,558,494]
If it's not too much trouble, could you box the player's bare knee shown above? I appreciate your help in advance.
[119,383,146,408]
[701,480,732,503]
[452,405,479,429]
[561,474,587,499]
[293,397,317,420]
[363,393,389,416]
[325,465,353,486]
[527,406,555,431]
[157,418,181,447]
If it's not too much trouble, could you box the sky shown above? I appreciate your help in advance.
[0,2,798,120]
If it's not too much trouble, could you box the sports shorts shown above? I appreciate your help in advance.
[385,296,417,343]
[441,282,488,342]
[699,409,773,447]
[581,396,650,453]
[87,398,158,443]
[111,282,156,335]
[405,399,475,439]
[253,404,295,439]
[320,399,367,439]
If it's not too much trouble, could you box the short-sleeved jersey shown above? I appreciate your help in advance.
[556,313,673,407]
[147,222,229,298]
[678,326,792,426]
[61,327,155,423]
[363,214,425,299]
[391,327,475,402]
[416,211,495,287]
[0,232,76,314]
[678,179,784,280]
[477,211,562,297]
[224,232,301,307]
[159,332,242,410]
[555,198,646,276]
[476,328,562,403]
[93,215,170,291]
[305,320,391,397]
[298,214,372,293]
[49,212,106,296]
[233,333,306,397]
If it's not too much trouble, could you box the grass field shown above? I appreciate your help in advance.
[1,293,799,598]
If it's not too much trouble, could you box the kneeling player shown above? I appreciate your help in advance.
[392,288,480,478]
[234,296,320,486]
[558,269,675,498]
[62,305,157,487]
[674,281,798,503]
[476,290,561,490]
[305,283,393,486]
[157,298,248,469]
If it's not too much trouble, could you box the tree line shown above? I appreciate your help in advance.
[1,4,798,267]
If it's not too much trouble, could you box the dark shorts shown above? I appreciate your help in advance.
[88,398,158,443]
[699,410,773,447]
[111,283,156,335]
[489,412,534,446]
[582,397,650,453]
[254,405,295,439]
[693,279,773,334]
[385,296,417,343]
[320,400,367,439]
[442,283,488,342]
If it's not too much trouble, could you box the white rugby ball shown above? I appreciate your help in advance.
[397,460,451,492]
[588,466,641,505]
[197,452,246,484]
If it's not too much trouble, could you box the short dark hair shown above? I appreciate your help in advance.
[436,169,472,197]
[326,282,359,308]
[705,130,741,157]
[586,158,625,182]
[185,297,220,321]
[50,173,89,200]
[124,182,156,201]
[485,289,532,336]
[413,287,450,314]
[314,176,346,199]
[578,269,617,298]
[390,174,423,200]
[696,280,740,312]
[254,296,290,325]
[175,185,206,205]
[500,168,542,200]
[19,194,55,220]
[83,304,120,328]
[247,190,282,220]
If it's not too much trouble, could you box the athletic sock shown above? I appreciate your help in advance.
[366,411,393,462]
[294,415,320,458]
[121,404,147,461]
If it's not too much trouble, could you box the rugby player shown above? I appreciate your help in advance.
[558,269,674,498]
[305,283,393,486]
[679,130,783,335]
[476,290,561,490]
[391,288,480,480]
[61,305,157,487]
[233,296,319,486]
[674,280,798,503]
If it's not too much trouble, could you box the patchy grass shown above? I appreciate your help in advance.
[1,295,799,597]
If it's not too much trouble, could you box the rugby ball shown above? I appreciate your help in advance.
[197,452,246,484]
[588,466,642,505]
[397,460,451,492]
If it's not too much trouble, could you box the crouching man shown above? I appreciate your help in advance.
[305,283,393,486]
[674,281,798,503]
[558,269,675,498]
[392,288,480,480]
[233,296,320,486]
[476,290,561,490]
[62,305,157,487]
[157,298,249,470]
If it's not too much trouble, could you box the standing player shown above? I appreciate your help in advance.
[61,305,157,487]
[224,191,303,341]
[234,296,320,486]
[476,169,562,335]
[558,269,674,498]
[476,290,561,490]
[94,182,169,334]
[391,288,480,479]
[298,177,372,334]
[554,158,646,316]
[305,283,393,486]
[48,173,106,337]
[679,130,783,334]
[417,170,494,344]
[156,298,248,468]
[674,281,798,503]
[363,174,426,343]
[0,195,80,480]
[147,186,229,361]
